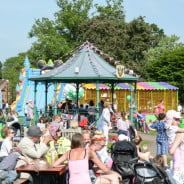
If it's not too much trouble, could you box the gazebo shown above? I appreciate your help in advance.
[30,42,138,123]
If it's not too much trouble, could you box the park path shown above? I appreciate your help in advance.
[138,132,157,156]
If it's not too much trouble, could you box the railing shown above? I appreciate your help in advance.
[60,128,82,140]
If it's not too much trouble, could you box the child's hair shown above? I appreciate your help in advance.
[152,154,164,169]
[157,113,166,121]
[82,130,92,138]
[121,111,127,120]
[12,140,19,147]
[133,136,142,145]
[141,144,149,153]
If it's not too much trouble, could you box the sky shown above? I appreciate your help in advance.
[0,0,184,63]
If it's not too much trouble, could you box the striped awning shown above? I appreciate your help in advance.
[83,82,179,90]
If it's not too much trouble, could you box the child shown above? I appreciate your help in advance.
[0,147,32,184]
[149,113,168,168]
[140,144,153,162]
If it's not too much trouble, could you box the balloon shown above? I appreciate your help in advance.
[63,85,85,100]
[126,95,131,101]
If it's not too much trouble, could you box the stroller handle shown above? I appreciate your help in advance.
[127,157,139,164]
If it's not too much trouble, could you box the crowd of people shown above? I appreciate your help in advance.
[0,98,183,183]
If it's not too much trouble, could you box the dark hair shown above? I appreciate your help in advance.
[157,113,166,121]
[121,111,126,120]
[89,100,94,106]
[71,133,84,149]
[133,136,142,145]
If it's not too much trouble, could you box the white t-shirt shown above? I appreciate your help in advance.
[166,125,179,145]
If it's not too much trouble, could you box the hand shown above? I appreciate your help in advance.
[28,162,35,165]
[43,135,52,145]
[112,171,122,181]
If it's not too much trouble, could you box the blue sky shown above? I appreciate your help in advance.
[0,0,184,62]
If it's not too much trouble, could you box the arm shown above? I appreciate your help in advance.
[176,128,184,133]
[89,151,122,180]
[169,133,182,155]
[89,150,109,173]
[19,138,49,159]
[19,155,33,165]
[52,152,68,167]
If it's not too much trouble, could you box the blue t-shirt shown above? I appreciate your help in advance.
[150,121,167,142]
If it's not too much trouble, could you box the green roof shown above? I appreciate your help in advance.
[30,42,138,83]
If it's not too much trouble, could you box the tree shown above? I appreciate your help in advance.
[79,14,164,76]
[28,0,93,62]
[144,35,184,79]
[2,54,26,102]
[147,47,184,103]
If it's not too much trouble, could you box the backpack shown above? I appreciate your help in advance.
[134,162,172,184]
[111,140,138,179]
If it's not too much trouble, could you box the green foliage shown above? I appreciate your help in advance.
[2,55,25,102]
[147,47,184,102]
[79,15,164,77]
[2,0,184,105]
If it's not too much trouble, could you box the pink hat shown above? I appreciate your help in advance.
[49,125,60,140]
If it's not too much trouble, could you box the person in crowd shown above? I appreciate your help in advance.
[89,131,120,184]
[0,147,32,184]
[53,133,121,184]
[97,101,112,145]
[149,113,168,168]
[117,111,129,136]
[166,110,184,183]
[17,126,51,161]
[45,124,71,163]
[61,98,73,113]
[82,130,92,148]
[6,112,18,127]
[83,100,89,110]
[93,130,112,167]
[27,100,34,119]
[154,100,165,114]
[0,110,5,124]
[51,115,62,127]
[60,116,68,129]
[16,126,52,182]
[0,126,14,160]
[37,116,48,130]
[178,103,183,113]
[140,144,153,162]
[24,102,29,117]
[88,100,95,109]
[166,110,184,170]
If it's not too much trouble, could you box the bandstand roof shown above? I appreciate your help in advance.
[30,42,138,84]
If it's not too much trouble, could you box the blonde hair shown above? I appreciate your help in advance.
[142,144,149,153]
[70,120,78,129]
[91,130,105,144]
[82,130,92,138]
[104,102,110,108]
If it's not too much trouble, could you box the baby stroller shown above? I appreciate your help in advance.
[111,140,138,184]
[133,162,171,184]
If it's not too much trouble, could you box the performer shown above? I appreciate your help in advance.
[154,100,165,114]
